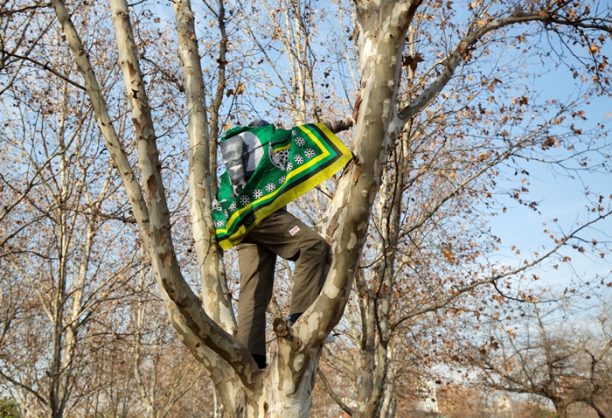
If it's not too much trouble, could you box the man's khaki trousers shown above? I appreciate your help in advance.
[236,208,331,357]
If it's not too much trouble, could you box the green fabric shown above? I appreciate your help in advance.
[213,123,352,250]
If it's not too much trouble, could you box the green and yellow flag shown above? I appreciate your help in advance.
[213,123,352,250]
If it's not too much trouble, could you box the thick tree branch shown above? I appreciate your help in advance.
[49,0,149,227]
[108,0,257,385]
[173,0,236,334]
[51,0,258,387]
[295,0,422,353]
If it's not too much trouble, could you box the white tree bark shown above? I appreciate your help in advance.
[173,0,236,334]
[297,0,420,354]
[107,0,257,378]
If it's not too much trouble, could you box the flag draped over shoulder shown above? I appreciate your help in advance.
[213,123,352,250]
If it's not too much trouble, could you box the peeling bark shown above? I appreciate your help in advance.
[299,0,418,354]
[173,0,236,334]
[7,0,611,415]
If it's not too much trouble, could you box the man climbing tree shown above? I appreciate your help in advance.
[215,117,357,369]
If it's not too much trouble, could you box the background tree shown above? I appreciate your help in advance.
[462,300,611,418]
[0,10,138,412]
[1,2,215,416]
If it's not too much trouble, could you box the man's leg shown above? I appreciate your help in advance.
[246,209,331,320]
[236,242,275,368]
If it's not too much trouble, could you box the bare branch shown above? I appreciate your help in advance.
[393,209,612,329]
[317,368,355,416]
[398,11,612,121]
[173,0,236,332]
[0,49,85,90]
[0,368,48,405]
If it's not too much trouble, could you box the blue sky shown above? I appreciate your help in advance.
[487,59,610,295]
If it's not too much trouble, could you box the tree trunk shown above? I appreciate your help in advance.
[352,280,392,418]
[230,349,321,418]
[49,93,72,418]
[379,364,397,418]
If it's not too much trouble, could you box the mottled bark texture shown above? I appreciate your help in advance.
[173,0,236,334]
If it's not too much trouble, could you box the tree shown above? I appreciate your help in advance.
[463,301,611,418]
[1,0,609,416]
[0,31,138,418]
